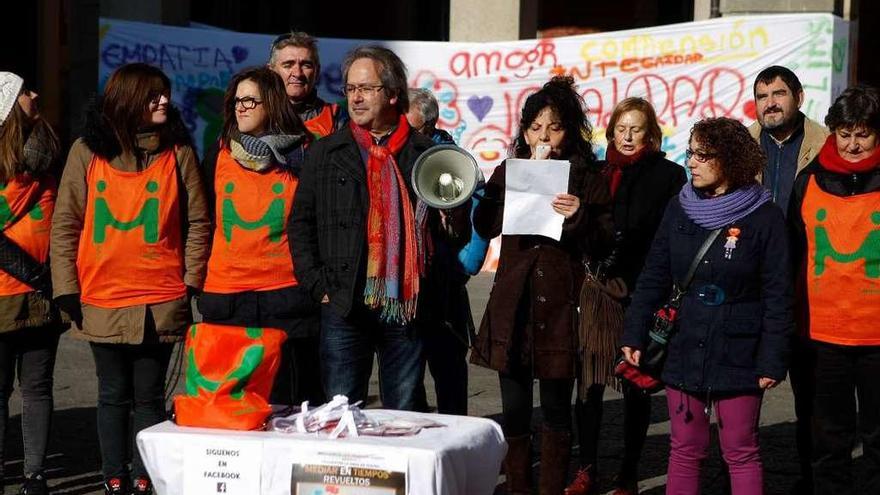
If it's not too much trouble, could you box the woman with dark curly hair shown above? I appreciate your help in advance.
[620,117,793,494]
[471,76,612,494]
[788,84,880,495]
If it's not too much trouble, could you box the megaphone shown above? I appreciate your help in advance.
[411,145,484,209]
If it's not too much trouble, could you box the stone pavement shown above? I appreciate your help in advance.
[1,273,842,494]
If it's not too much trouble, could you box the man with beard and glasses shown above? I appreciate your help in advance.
[269,31,347,140]
[748,65,828,495]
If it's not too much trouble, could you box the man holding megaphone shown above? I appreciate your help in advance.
[288,46,472,412]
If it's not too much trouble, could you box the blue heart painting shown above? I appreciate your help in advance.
[467,95,493,122]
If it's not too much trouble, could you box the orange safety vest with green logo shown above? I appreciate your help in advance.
[203,147,298,293]
[76,150,185,308]
[0,176,56,295]
[303,103,338,140]
[802,176,880,345]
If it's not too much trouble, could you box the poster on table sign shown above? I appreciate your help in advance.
[182,438,262,494]
[288,448,407,495]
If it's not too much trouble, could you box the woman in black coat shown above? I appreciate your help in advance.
[472,76,612,495]
[566,97,686,495]
[620,118,793,495]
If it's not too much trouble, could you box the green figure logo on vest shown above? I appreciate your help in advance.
[0,183,45,228]
[221,181,286,243]
[92,180,160,244]
[813,208,880,278]
[184,324,265,401]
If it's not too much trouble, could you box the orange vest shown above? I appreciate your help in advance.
[77,150,185,308]
[0,176,56,295]
[203,148,298,293]
[802,176,880,345]
[303,103,338,140]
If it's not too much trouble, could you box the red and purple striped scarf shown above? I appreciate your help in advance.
[350,115,422,324]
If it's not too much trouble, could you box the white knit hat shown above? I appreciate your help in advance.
[0,72,24,125]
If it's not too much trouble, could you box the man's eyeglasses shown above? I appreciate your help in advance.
[685,148,717,163]
[234,97,263,110]
[343,84,385,97]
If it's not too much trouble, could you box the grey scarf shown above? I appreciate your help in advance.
[21,123,58,175]
[229,130,303,172]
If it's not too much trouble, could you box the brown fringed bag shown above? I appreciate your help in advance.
[578,266,628,398]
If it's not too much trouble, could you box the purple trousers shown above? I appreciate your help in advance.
[666,387,764,495]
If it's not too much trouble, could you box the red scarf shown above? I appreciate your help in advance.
[817,134,880,174]
[349,115,421,324]
[603,145,650,198]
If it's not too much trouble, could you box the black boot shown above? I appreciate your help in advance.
[20,472,49,495]
[540,426,571,495]
[504,434,532,494]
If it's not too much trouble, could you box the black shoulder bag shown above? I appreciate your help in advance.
[614,227,722,392]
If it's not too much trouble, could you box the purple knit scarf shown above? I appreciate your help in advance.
[678,183,771,229]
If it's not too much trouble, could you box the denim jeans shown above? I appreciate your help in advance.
[90,342,173,480]
[0,326,60,479]
[320,303,423,411]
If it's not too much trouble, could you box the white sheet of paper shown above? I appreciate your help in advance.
[502,159,571,241]
[183,437,262,495]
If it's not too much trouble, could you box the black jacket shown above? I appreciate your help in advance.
[621,197,794,393]
[600,153,687,292]
[288,126,470,318]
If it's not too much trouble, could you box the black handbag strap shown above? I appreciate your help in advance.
[669,228,722,307]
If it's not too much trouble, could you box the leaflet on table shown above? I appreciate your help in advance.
[269,395,445,437]
[182,437,262,495]
[501,159,571,241]
[262,442,407,495]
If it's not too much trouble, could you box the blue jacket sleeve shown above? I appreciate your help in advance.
[456,192,491,275]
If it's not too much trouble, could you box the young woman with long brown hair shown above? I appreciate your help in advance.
[50,63,210,495]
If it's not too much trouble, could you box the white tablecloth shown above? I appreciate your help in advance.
[137,410,506,495]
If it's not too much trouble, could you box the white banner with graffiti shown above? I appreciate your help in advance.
[99,14,849,270]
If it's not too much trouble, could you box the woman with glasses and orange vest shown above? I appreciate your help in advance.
[50,63,211,495]
[198,67,322,407]
[0,71,64,495]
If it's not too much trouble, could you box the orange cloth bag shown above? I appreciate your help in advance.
[174,322,287,430]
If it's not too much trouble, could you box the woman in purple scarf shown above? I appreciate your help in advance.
[620,117,794,494]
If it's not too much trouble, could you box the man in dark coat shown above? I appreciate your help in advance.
[289,46,470,411]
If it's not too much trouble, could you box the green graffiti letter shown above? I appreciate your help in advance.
[92,180,159,244]
[221,182,286,242]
